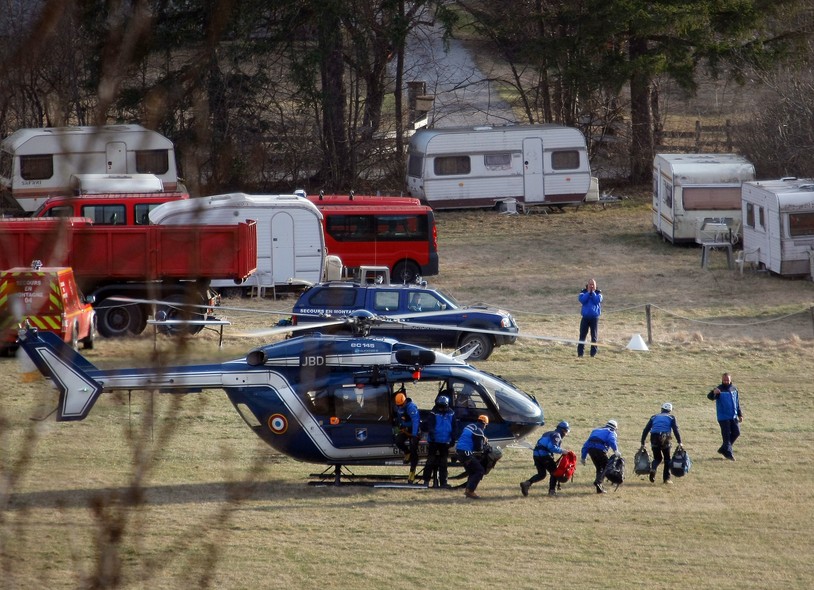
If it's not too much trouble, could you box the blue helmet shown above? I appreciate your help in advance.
[557,420,570,433]
[437,396,450,407]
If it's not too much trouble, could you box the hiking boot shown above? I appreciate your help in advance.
[439,483,452,489]
[408,471,416,484]
[724,454,735,461]
[464,489,480,499]
[649,471,656,483]
[520,481,530,497]
[664,479,673,485]
[717,447,725,456]
[548,490,558,497]
[595,484,606,494]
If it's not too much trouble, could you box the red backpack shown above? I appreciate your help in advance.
[553,451,577,483]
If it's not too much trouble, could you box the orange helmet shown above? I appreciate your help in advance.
[478,414,489,425]
[395,392,406,406]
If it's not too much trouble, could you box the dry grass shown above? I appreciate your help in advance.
[2,192,814,589]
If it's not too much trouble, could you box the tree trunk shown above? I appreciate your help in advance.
[629,36,653,183]
[318,7,349,187]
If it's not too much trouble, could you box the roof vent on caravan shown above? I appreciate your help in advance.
[71,173,165,194]
[797,184,814,192]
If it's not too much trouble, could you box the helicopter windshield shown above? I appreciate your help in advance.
[472,371,543,425]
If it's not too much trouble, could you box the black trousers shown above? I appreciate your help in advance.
[526,455,558,492]
[587,447,609,485]
[577,316,599,357]
[457,450,485,492]
[395,431,419,472]
[424,442,450,485]
[650,433,672,481]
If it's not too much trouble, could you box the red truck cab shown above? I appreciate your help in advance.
[1,261,96,353]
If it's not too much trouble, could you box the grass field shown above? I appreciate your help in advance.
[2,192,814,589]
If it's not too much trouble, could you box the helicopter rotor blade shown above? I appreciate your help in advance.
[106,296,294,317]
[381,318,611,348]
[233,318,346,338]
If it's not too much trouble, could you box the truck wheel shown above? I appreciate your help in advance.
[71,321,80,350]
[157,294,205,335]
[82,315,97,350]
[460,333,493,361]
[97,299,143,338]
[393,260,420,284]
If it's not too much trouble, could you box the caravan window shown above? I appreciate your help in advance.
[683,187,741,211]
[758,206,765,229]
[745,203,755,228]
[789,212,814,237]
[135,150,170,175]
[20,155,54,180]
[434,156,470,176]
[0,151,11,179]
[407,154,423,177]
[484,153,512,169]
[551,150,580,170]
[662,181,673,209]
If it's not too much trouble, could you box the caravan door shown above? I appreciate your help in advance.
[522,138,545,203]
[271,212,296,283]
[106,142,127,173]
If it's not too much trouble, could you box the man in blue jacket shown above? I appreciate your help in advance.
[394,390,421,483]
[641,403,683,484]
[707,372,744,461]
[581,420,620,494]
[577,278,602,358]
[520,421,571,497]
[423,394,456,488]
[455,415,489,499]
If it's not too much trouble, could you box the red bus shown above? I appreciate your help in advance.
[313,197,439,283]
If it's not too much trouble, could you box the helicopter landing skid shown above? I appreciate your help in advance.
[307,465,467,488]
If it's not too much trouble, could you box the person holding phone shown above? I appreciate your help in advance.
[577,278,603,358]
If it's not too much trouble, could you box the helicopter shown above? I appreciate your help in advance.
[16,317,546,485]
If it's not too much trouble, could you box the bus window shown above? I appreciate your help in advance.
[82,204,126,225]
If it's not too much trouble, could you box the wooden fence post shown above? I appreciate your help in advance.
[646,304,652,344]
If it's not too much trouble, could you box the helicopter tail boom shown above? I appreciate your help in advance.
[18,328,103,421]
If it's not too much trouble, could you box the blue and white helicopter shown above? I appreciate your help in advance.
[16,314,545,484]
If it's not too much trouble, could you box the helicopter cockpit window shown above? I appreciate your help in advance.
[332,383,390,422]
[446,380,490,422]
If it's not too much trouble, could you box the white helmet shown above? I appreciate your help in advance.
[662,402,673,412]
[606,420,618,431]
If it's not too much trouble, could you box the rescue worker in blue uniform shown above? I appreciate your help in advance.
[520,421,571,497]
[423,394,456,488]
[394,390,421,483]
[455,415,489,499]
[577,278,602,358]
[707,372,744,461]
[580,419,620,494]
[640,403,683,484]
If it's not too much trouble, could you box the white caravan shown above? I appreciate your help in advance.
[149,193,326,291]
[0,125,181,213]
[406,124,593,209]
[652,153,755,243]
[741,178,814,277]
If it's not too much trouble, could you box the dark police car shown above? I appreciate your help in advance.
[291,281,518,360]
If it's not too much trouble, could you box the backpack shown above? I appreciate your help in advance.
[634,446,652,476]
[603,454,625,488]
[670,446,692,477]
[553,451,577,483]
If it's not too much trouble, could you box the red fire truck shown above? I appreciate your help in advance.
[0,217,257,337]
